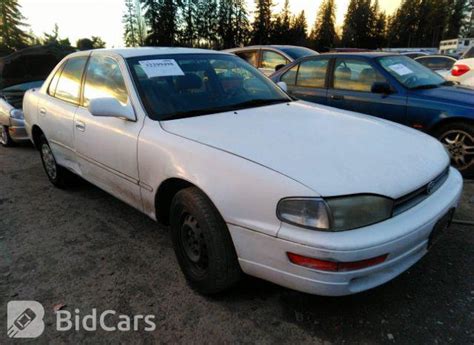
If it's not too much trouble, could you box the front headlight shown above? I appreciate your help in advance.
[10,109,24,119]
[277,195,393,232]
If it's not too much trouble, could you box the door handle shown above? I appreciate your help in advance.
[330,95,344,101]
[39,108,47,116]
[75,120,86,132]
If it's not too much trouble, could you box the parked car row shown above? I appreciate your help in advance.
[269,52,474,177]
[16,47,463,297]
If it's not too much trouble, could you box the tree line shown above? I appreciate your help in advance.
[0,0,106,56]
[123,0,473,51]
[0,0,472,56]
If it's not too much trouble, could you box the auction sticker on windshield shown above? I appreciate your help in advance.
[388,63,413,76]
[139,59,185,78]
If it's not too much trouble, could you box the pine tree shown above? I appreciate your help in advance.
[369,0,386,49]
[141,0,179,46]
[311,0,338,51]
[290,10,308,46]
[135,0,147,46]
[386,0,420,47]
[271,0,291,44]
[341,0,373,48]
[196,0,219,48]
[123,0,139,47]
[251,0,273,45]
[216,0,249,49]
[180,0,198,47]
[42,24,72,49]
[0,0,30,51]
[446,0,470,38]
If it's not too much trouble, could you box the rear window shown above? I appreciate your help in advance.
[54,57,88,104]
[463,47,474,59]
[279,47,318,60]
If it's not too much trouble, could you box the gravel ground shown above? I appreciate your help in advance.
[1,144,473,344]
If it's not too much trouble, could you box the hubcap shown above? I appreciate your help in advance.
[0,126,7,145]
[441,130,474,171]
[41,143,57,180]
[180,214,208,273]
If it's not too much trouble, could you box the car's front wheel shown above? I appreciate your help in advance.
[436,122,474,177]
[39,134,76,188]
[0,126,15,147]
[170,187,241,294]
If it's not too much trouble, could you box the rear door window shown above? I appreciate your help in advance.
[281,64,298,86]
[296,59,329,88]
[260,50,288,70]
[235,50,258,67]
[333,58,386,92]
[47,62,66,97]
[54,56,88,104]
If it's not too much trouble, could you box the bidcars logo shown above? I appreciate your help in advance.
[7,301,45,338]
[7,301,156,338]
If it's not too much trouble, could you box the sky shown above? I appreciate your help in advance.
[19,0,402,48]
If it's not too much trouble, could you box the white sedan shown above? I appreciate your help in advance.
[23,48,463,296]
[447,47,474,87]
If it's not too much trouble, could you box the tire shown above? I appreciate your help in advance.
[0,125,15,147]
[434,122,474,178]
[39,134,76,188]
[170,187,241,294]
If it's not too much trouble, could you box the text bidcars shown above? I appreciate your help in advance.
[23,48,463,296]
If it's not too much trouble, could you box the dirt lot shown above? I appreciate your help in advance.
[0,144,473,344]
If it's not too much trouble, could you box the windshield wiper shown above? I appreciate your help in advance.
[410,84,440,90]
[161,98,289,121]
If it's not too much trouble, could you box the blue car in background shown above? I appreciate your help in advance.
[271,53,474,177]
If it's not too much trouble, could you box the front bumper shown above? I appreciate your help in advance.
[7,117,29,142]
[228,167,463,296]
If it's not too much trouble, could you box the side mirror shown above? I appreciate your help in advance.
[275,64,285,72]
[277,81,288,92]
[88,97,135,121]
[371,82,392,94]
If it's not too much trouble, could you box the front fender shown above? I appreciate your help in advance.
[138,117,317,237]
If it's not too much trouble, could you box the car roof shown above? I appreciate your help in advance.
[318,52,395,58]
[225,45,310,51]
[414,54,457,59]
[68,47,230,59]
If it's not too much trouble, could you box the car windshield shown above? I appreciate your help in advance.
[127,54,290,121]
[378,55,446,89]
[278,47,318,59]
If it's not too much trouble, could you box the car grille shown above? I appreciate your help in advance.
[393,167,450,216]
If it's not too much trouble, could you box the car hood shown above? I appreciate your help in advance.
[161,102,449,198]
[410,85,474,107]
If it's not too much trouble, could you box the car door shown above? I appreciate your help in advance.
[37,55,89,172]
[327,58,407,124]
[281,58,330,105]
[74,54,144,210]
[259,50,289,76]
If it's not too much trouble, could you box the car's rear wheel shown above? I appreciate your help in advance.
[0,126,15,147]
[39,134,76,188]
[170,187,241,294]
[435,122,474,177]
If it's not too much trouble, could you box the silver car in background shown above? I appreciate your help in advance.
[225,45,318,76]
[0,45,72,146]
